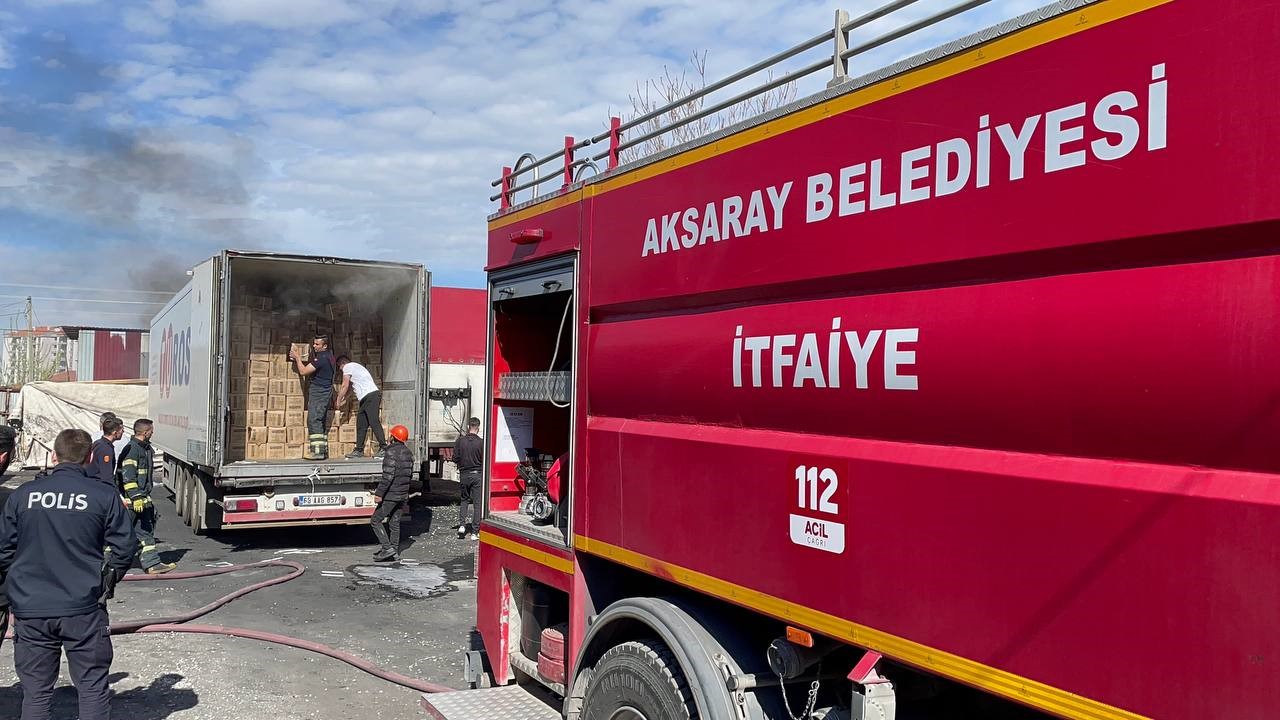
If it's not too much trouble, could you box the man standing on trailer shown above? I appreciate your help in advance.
[334,355,387,459]
[119,419,175,575]
[0,428,137,720]
[87,414,124,486]
[452,417,484,540]
[289,334,337,461]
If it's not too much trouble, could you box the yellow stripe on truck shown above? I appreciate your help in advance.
[573,535,1148,720]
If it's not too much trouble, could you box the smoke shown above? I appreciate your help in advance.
[0,31,263,279]
[127,251,191,293]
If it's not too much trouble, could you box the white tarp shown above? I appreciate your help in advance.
[17,381,148,468]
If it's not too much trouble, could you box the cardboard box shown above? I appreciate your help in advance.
[230,325,251,344]
[268,379,288,396]
[230,409,247,427]
[265,443,286,460]
[249,377,269,394]
[247,427,268,445]
[229,377,247,396]
[287,380,305,398]
[231,340,251,359]
[247,296,273,311]
[270,360,292,379]
[272,329,294,345]
[286,395,306,411]
[247,394,267,412]
[251,326,271,346]
[266,410,286,428]
[248,410,266,427]
[339,424,356,442]
[267,395,287,412]
[230,306,252,324]
[289,342,310,361]
[229,393,244,410]
[246,444,265,460]
[250,309,274,326]
[249,360,270,377]
[267,427,288,444]
[286,410,306,427]
[287,426,306,445]
[327,302,350,319]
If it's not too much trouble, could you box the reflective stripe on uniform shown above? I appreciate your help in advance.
[137,469,149,474]
[121,459,138,466]
[141,544,155,550]
[123,483,138,490]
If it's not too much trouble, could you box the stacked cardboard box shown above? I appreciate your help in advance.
[227,297,389,461]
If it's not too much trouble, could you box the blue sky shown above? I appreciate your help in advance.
[0,0,1042,330]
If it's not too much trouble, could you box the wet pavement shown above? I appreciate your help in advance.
[0,470,476,719]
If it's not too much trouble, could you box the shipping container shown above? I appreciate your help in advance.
[150,250,429,531]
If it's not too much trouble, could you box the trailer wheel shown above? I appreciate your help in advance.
[188,477,207,535]
[581,639,698,720]
[173,463,187,519]
[181,472,194,527]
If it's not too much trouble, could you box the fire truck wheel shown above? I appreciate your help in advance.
[581,638,698,720]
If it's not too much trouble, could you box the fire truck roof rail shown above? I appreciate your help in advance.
[490,0,1093,211]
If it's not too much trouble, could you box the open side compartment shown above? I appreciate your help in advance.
[486,259,575,546]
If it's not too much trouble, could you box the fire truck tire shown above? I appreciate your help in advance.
[581,638,698,720]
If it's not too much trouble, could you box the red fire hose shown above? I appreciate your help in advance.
[7,560,454,695]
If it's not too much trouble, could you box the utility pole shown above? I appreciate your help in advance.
[25,296,33,385]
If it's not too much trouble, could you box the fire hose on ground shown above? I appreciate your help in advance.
[5,559,454,695]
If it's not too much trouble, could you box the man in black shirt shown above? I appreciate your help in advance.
[452,417,484,540]
[0,428,137,720]
[290,334,337,460]
[87,414,124,486]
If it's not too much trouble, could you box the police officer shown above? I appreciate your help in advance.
[0,428,137,720]
[118,418,175,575]
[290,334,338,460]
[87,414,124,486]
[0,424,17,655]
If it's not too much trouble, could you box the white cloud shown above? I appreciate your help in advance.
[0,38,13,70]
[198,0,363,30]
[167,95,241,119]
[21,0,100,6]
[0,0,1045,297]
[123,0,179,36]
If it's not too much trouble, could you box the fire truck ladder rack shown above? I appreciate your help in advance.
[489,0,1082,210]
[498,371,571,405]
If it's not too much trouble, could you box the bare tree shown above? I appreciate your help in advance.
[611,51,799,164]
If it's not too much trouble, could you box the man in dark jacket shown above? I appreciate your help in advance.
[371,424,413,561]
[0,424,16,656]
[0,428,138,720]
[87,414,124,486]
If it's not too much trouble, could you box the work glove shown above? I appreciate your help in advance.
[131,498,148,514]
[100,565,128,602]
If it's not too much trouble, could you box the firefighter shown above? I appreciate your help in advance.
[371,424,413,561]
[87,414,124,486]
[119,418,175,575]
[0,428,137,720]
[0,424,17,655]
[289,334,337,460]
[452,417,483,540]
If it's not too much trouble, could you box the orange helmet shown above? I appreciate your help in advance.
[389,425,409,443]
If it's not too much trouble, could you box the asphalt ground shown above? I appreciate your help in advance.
[0,469,476,719]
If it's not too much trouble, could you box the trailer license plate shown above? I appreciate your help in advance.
[298,495,342,507]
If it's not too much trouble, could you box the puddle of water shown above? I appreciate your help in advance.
[350,564,448,598]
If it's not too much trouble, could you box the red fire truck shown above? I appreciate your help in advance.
[424,1,1280,718]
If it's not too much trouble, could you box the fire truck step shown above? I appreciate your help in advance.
[420,684,561,720]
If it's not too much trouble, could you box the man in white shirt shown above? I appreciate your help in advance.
[334,356,387,459]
